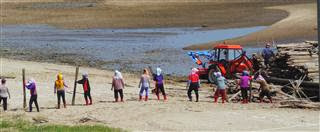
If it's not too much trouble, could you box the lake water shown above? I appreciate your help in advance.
[1,25,266,76]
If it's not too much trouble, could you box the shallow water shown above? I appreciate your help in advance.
[2,25,266,76]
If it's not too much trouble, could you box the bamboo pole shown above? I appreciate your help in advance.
[22,68,26,108]
[71,66,79,105]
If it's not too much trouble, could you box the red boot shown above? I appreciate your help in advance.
[156,94,160,100]
[242,99,246,104]
[85,99,89,105]
[145,96,148,101]
[139,96,142,101]
[222,98,225,104]
[214,97,218,103]
[164,95,167,101]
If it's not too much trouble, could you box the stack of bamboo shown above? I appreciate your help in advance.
[269,41,319,82]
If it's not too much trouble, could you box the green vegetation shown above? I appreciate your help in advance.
[0,119,124,132]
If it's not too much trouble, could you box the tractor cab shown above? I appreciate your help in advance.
[210,44,243,68]
[188,43,253,83]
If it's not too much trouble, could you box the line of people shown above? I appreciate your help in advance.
[0,67,272,112]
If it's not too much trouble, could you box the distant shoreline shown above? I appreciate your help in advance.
[184,3,317,50]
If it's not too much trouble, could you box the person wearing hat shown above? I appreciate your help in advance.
[187,68,200,102]
[262,43,274,68]
[237,70,251,104]
[254,74,272,103]
[213,72,227,103]
[153,67,167,101]
[111,70,125,102]
[0,79,10,111]
[54,73,69,109]
[77,72,93,105]
[26,78,40,112]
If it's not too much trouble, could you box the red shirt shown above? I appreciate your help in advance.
[189,73,199,83]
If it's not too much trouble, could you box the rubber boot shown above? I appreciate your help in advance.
[89,98,92,105]
[242,99,246,104]
[139,96,142,101]
[214,97,218,103]
[85,99,89,105]
[156,94,160,100]
[145,96,148,101]
[164,95,167,101]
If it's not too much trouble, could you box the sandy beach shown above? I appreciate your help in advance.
[185,3,317,50]
[0,58,319,131]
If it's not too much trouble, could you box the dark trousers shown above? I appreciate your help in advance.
[114,89,124,100]
[29,95,39,112]
[259,90,272,99]
[57,90,66,108]
[84,90,92,101]
[0,97,7,111]
[156,84,166,96]
[187,82,199,102]
[241,88,248,100]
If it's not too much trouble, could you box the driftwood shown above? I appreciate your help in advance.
[279,100,320,109]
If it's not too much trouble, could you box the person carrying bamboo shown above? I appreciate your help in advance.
[187,68,200,102]
[26,79,40,112]
[153,67,167,101]
[111,70,125,102]
[54,73,68,109]
[254,74,272,103]
[138,68,151,101]
[0,79,10,111]
[77,72,93,105]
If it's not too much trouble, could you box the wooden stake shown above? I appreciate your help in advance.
[72,66,79,105]
[22,68,26,108]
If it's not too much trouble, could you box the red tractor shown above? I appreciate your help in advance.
[188,44,253,83]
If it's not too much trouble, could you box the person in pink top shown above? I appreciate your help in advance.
[111,70,125,102]
[237,71,251,104]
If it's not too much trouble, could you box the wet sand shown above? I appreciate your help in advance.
[185,3,317,50]
[0,58,319,131]
[2,0,312,29]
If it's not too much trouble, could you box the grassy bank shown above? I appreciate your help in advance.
[0,119,124,132]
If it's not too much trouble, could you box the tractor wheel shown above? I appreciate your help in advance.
[208,66,221,84]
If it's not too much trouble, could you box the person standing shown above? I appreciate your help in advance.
[237,71,251,104]
[138,69,151,101]
[153,67,167,101]
[26,79,39,112]
[54,73,68,109]
[77,73,92,105]
[262,43,274,68]
[213,72,227,103]
[0,79,10,111]
[111,70,125,102]
[187,68,200,102]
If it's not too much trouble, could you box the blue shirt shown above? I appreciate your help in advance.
[262,48,274,59]
[216,76,226,89]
